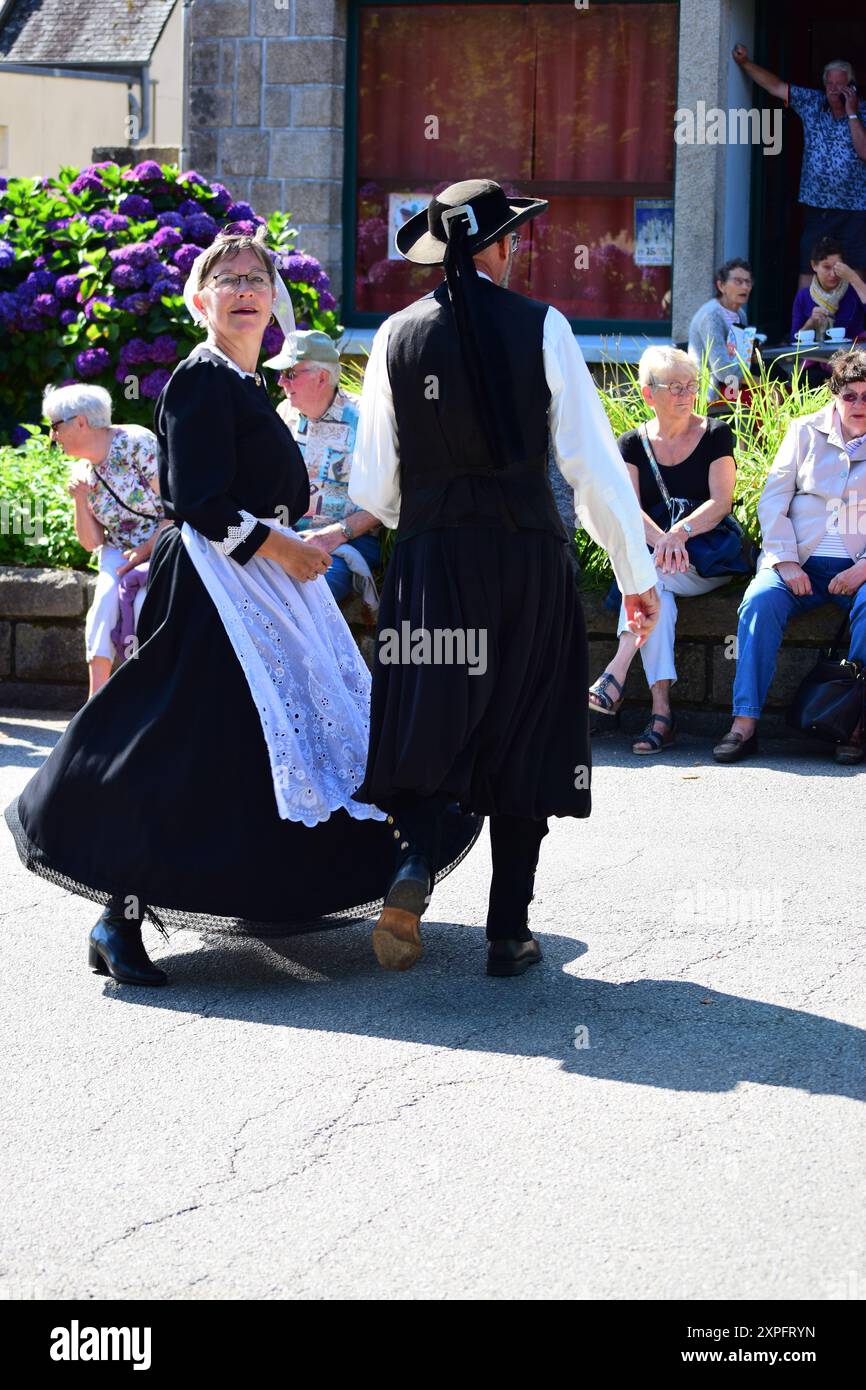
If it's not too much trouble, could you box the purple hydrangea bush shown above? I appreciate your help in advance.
[0,160,341,442]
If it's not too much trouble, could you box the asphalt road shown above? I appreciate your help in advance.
[1,710,863,1301]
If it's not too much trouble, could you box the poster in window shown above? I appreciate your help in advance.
[633,200,673,266]
[387,193,432,260]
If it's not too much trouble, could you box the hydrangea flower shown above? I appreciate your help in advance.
[152,225,183,252]
[122,292,152,316]
[59,308,79,326]
[148,334,180,364]
[319,290,336,312]
[75,347,111,378]
[156,211,185,229]
[209,182,233,212]
[109,242,158,268]
[179,170,208,188]
[283,253,322,286]
[226,201,256,223]
[118,194,155,221]
[177,199,204,218]
[119,338,153,367]
[127,161,163,182]
[55,273,80,300]
[147,279,182,305]
[33,292,60,318]
[140,368,172,398]
[83,294,117,320]
[103,214,130,232]
[87,213,108,232]
[0,239,15,270]
[184,212,219,245]
[172,243,201,275]
[70,173,105,196]
[110,263,145,290]
[262,323,284,358]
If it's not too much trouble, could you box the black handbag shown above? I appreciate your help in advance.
[786,613,866,743]
[638,425,756,578]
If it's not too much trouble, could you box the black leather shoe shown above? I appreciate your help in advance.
[88,911,168,987]
[486,936,543,977]
[372,854,432,972]
[712,730,758,764]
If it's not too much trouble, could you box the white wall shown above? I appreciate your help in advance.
[0,72,128,178]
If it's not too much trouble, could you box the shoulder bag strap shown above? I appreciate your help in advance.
[638,423,674,512]
[90,465,158,521]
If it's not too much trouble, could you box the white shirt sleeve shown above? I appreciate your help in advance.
[348,318,401,530]
[544,306,657,596]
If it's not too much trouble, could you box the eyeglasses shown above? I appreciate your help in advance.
[727,277,753,287]
[650,380,699,397]
[49,416,73,432]
[839,389,866,404]
[207,271,272,291]
[278,366,319,382]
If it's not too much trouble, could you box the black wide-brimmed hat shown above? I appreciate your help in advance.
[395,178,548,264]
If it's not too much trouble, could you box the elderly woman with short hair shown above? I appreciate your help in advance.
[714,348,866,765]
[44,383,167,698]
[589,346,737,752]
[688,258,759,405]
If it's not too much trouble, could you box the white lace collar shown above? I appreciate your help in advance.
[195,339,260,381]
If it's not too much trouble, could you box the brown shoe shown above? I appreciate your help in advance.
[371,854,430,972]
[712,730,758,763]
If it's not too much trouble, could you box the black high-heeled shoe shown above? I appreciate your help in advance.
[88,909,168,986]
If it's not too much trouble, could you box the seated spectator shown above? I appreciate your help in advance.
[790,236,866,387]
[688,258,759,408]
[588,347,736,754]
[265,331,381,609]
[43,383,168,698]
[714,349,866,766]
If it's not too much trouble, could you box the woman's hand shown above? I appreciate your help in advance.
[775,561,812,595]
[262,530,331,582]
[67,479,92,504]
[828,560,866,597]
[653,527,690,575]
[117,539,154,577]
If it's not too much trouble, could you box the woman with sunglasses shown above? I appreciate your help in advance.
[588,347,737,753]
[5,226,479,985]
[714,349,866,765]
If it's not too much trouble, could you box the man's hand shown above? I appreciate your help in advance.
[623,587,660,649]
[842,84,860,117]
[732,43,749,66]
[300,524,345,557]
[775,560,812,595]
[828,560,866,596]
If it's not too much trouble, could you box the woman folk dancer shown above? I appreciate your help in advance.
[5,226,479,986]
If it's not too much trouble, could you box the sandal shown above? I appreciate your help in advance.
[588,671,624,716]
[632,712,676,755]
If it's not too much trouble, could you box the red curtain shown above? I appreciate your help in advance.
[354,2,678,320]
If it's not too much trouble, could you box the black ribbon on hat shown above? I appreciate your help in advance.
[441,206,522,474]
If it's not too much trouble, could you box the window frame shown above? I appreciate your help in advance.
[342,0,679,333]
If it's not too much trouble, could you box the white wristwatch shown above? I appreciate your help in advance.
[682,521,694,536]
[339,519,354,541]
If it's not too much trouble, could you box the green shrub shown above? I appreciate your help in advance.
[0,429,93,569]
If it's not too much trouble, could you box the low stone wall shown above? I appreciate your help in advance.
[0,565,848,731]
[0,565,375,710]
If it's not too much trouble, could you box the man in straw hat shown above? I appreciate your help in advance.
[349,178,660,976]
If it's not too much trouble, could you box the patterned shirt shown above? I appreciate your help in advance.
[278,387,368,531]
[788,85,866,211]
[83,424,164,549]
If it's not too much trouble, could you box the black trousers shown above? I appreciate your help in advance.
[387,792,549,941]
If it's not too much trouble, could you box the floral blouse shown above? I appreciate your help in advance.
[84,425,164,549]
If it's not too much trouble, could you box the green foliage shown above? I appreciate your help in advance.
[0,430,94,569]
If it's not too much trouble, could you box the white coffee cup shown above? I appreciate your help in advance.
[795,329,815,344]
[826,327,845,341]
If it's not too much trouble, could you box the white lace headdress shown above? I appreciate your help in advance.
[182,242,296,337]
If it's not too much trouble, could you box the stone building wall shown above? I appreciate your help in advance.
[187,0,347,287]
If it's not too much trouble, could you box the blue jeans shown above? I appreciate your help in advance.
[324,531,381,603]
[732,555,866,718]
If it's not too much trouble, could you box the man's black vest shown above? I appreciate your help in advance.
[385,279,568,543]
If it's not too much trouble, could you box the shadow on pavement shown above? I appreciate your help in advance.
[92,922,866,1103]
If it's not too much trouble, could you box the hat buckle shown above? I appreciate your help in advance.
[441,204,479,239]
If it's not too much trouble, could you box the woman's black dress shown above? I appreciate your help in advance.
[5,349,480,935]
